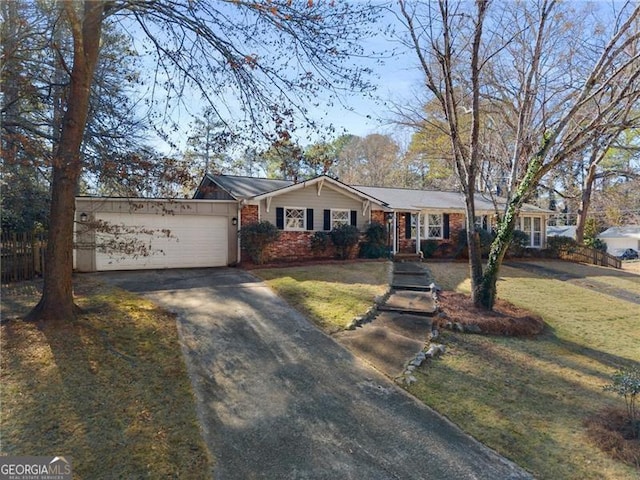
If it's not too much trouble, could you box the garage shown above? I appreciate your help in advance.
[75,197,238,272]
[95,212,228,270]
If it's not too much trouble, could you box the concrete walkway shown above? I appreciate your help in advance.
[97,268,532,480]
[334,262,437,378]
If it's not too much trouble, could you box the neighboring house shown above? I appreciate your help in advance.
[546,225,577,240]
[75,174,552,272]
[597,226,640,256]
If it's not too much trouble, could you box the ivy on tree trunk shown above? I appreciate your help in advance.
[477,133,552,310]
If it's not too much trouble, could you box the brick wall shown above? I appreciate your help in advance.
[449,213,466,237]
[371,210,385,224]
[260,231,354,263]
[241,204,259,225]
[240,206,470,263]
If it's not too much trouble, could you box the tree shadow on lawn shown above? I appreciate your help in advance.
[413,330,639,479]
[541,324,640,374]
[5,289,211,478]
[44,300,208,478]
[253,261,390,286]
[505,260,640,281]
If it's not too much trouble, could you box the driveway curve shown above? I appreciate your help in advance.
[97,268,532,480]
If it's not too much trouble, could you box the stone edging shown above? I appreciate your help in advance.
[397,283,446,385]
[345,261,394,331]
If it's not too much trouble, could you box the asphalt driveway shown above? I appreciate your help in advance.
[96,268,532,480]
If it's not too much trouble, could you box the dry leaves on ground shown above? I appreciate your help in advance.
[434,291,545,336]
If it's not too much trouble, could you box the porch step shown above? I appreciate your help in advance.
[390,284,433,292]
[393,253,422,263]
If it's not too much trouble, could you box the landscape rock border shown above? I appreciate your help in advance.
[397,282,447,385]
[345,262,394,330]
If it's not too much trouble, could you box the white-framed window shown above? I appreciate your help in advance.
[331,209,350,229]
[424,213,443,239]
[521,216,542,247]
[410,213,418,239]
[533,217,542,247]
[475,215,489,231]
[285,207,306,231]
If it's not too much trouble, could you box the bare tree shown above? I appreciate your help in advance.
[335,134,402,186]
[397,0,640,309]
[16,0,381,323]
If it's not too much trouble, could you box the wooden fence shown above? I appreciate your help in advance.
[558,244,622,269]
[1,231,46,283]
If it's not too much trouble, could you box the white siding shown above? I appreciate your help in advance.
[261,185,365,230]
[603,237,640,256]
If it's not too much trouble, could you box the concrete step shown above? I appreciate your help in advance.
[390,284,432,292]
[394,262,428,274]
[393,253,422,262]
[379,291,437,315]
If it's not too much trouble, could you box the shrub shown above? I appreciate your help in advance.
[239,221,280,264]
[310,231,330,254]
[604,368,640,439]
[359,222,388,259]
[583,218,607,251]
[455,228,495,258]
[329,224,360,260]
[546,235,578,256]
[508,230,530,258]
[585,237,607,252]
[420,239,439,258]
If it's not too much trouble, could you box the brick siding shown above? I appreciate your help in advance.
[241,204,259,225]
[240,205,471,263]
[371,210,385,225]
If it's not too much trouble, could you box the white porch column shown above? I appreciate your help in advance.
[416,212,421,254]
[393,212,397,254]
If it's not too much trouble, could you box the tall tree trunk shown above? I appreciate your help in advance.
[575,162,597,244]
[466,195,484,304]
[478,133,552,309]
[26,1,105,323]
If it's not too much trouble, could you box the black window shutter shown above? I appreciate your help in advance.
[306,208,314,230]
[443,214,450,239]
[405,213,412,239]
[350,210,357,227]
[323,209,331,231]
[276,207,284,230]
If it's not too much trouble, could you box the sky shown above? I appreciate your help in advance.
[127,2,426,155]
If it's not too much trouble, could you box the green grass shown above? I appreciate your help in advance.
[1,280,211,478]
[411,260,640,480]
[253,261,391,332]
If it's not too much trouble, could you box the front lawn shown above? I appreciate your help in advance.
[252,261,391,332]
[413,261,639,480]
[1,279,211,479]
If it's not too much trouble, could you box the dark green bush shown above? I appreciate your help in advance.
[239,221,280,264]
[420,239,439,258]
[329,224,360,260]
[508,230,530,257]
[585,237,607,252]
[546,235,578,256]
[455,228,495,258]
[310,231,331,254]
[359,222,388,259]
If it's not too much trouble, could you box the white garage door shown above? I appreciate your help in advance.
[95,212,228,270]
